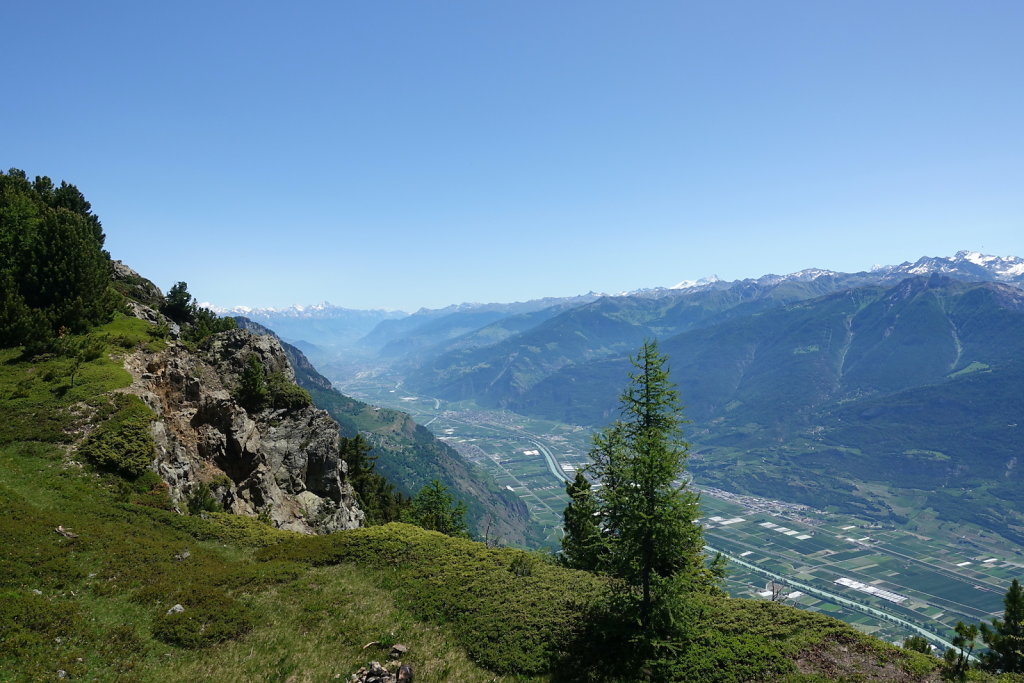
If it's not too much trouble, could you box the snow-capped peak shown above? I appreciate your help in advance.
[957,250,995,266]
[785,268,838,281]
[670,275,722,290]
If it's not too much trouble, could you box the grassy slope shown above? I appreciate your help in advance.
[1,315,942,681]
[0,317,509,682]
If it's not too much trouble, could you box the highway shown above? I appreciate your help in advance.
[705,544,958,651]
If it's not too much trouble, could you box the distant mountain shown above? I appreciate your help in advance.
[401,274,871,405]
[470,276,1024,543]
[208,303,406,348]
[226,253,1024,543]
[872,250,1024,284]
[216,252,1023,360]
[356,293,604,356]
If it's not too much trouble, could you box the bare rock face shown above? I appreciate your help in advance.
[125,329,363,533]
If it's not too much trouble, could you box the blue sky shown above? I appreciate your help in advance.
[5,1,1022,311]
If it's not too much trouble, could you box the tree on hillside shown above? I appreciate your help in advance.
[564,340,713,678]
[943,621,978,681]
[161,281,196,324]
[0,168,116,352]
[340,434,409,524]
[234,355,270,413]
[406,479,468,537]
[560,470,603,571]
[980,578,1024,673]
[587,340,706,627]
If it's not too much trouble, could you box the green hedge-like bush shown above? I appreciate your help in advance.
[151,587,254,648]
[269,373,313,410]
[257,523,604,675]
[0,591,82,675]
[78,393,155,478]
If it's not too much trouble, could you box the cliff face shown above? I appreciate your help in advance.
[124,329,363,533]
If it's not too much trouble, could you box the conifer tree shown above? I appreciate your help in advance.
[1,168,114,351]
[981,578,1024,673]
[161,281,196,324]
[340,434,408,524]
[944,621,978,681]
[234,355,270,413]
[406,479,468,537]
[560,470,603,570]
[587,340,705,628]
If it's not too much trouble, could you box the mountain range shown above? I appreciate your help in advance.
[244,251,1024,546]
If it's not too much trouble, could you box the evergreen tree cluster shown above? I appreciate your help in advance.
[0,169,117,353]
[339,434,410,525]
[340,434,470,534]
[160,281,236,344]
[980,578,1024,673]
[406,479,469,537]
[232,354,312,414]
[939,578,1023,679]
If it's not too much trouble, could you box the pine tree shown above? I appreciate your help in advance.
[406,479,468,537]
[1,168,115,351]
[560,470,603,570]
[943,621,978,681]
[980,578,1024,673]
[161,281,196,324]
[588,340,705,628]
[234,355,270,413]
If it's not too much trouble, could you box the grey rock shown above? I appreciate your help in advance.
[111,260,164,307]
[167,604,185,615]
[389,644,408,659]
[121,329,363,534]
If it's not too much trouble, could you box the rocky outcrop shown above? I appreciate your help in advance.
[124,329,363,533]
[111,261,180,335]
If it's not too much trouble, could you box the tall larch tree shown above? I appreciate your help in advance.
[588,340,705,630]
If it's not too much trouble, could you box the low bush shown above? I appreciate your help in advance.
[268,372,313,410]
[0,591,82,675]
[151,587,255,648]
[78,393,155,478]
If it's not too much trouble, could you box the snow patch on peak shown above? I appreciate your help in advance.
[786,268,838,281]
[670,275,721,290]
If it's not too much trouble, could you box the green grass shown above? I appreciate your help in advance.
[0,321,516,681]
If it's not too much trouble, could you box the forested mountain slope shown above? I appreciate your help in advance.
[510,276,1024,542]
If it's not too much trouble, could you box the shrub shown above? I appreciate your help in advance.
[77,393,155,478]
[151,587,254,648]
[0,591,81,669]
[186,482,223,515]
[257,523,604,674]
[234,355,270,413]
[268,372,312,410]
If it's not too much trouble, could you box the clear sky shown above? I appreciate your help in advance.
[5,1,1022,312]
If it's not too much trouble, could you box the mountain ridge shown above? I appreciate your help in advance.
[204,251,1024,328]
